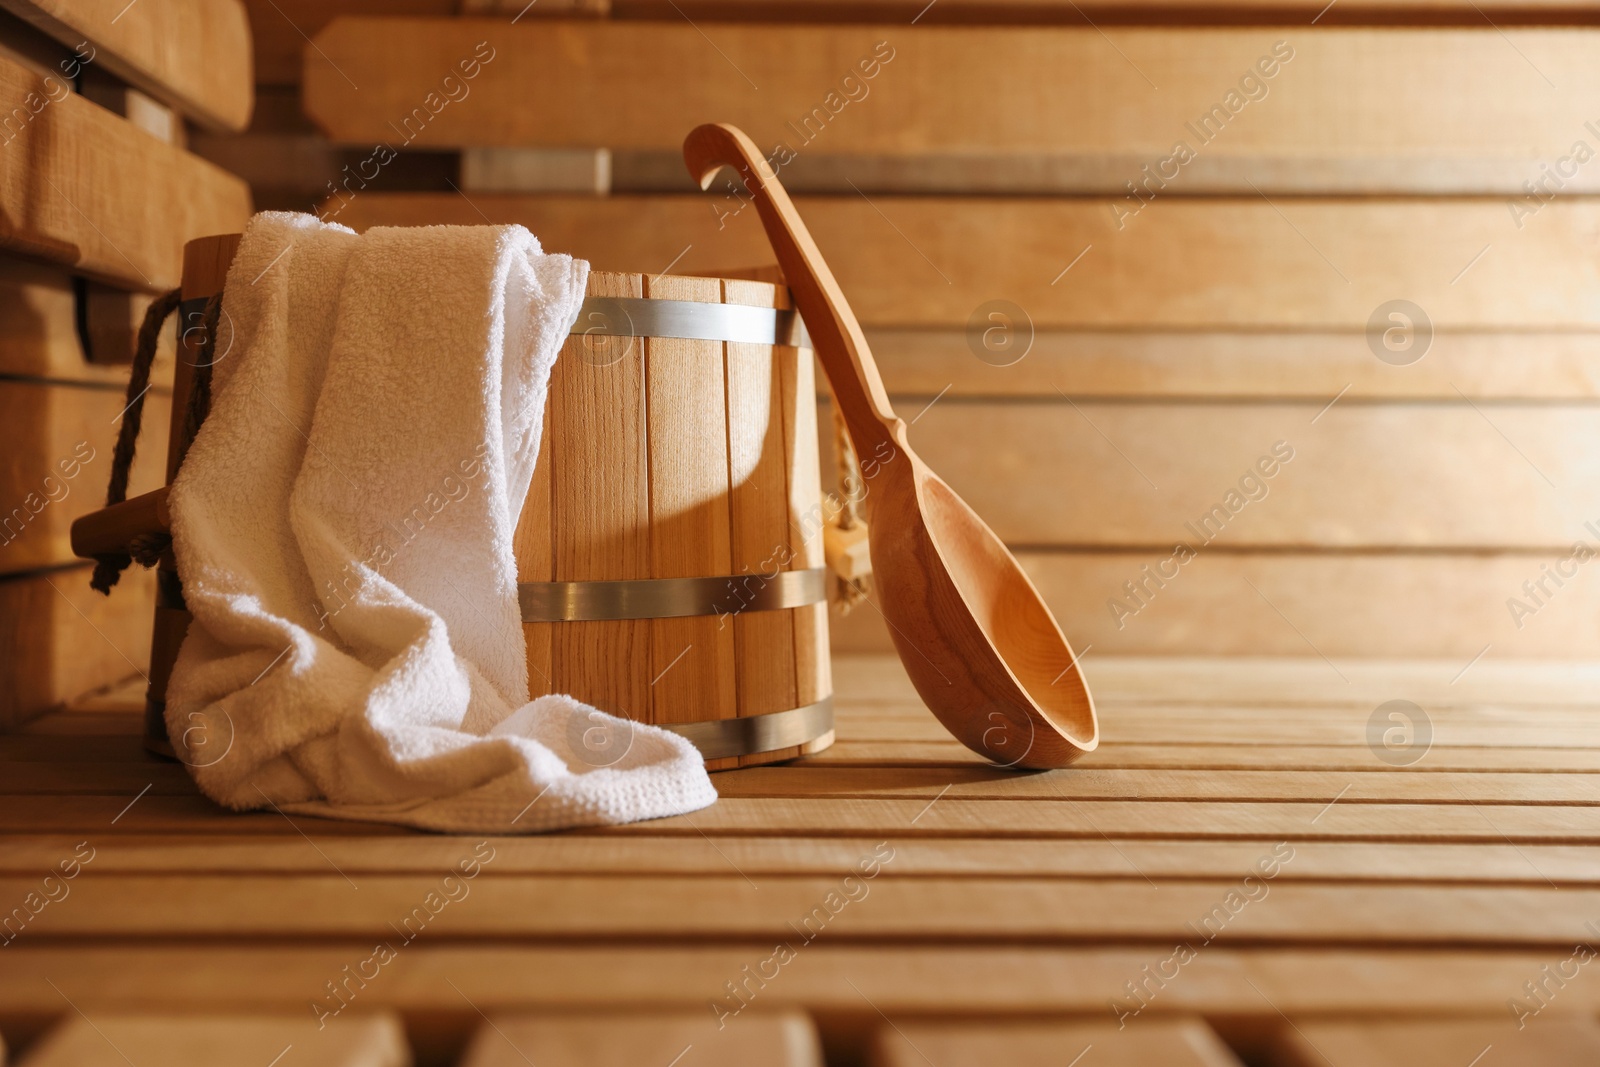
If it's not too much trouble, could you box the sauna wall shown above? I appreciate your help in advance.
[207,2,1600,660]
[0,2,253,726]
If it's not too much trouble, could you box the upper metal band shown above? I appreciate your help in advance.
[570,296,808,348]
[520,567,827,622]
[658,697,834,761]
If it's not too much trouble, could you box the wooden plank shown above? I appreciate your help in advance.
[327,194,1600,330]
[710,767,1600,804]
[0,260,177,384]
[4,945,1600,1017]
[19,1013,409,1066]
[1265,1017,1600,1067]
[6,873,1600,945]
[870,1018,1244,1067]
[244,0,454,87]
[808,740,1600,772]
[0,566,152,730]
[823,400,1600,549]
[12,759,1600,804]
[0,0,253,131]
[0,381,171,572]
[912,655,1600,710]
[643,273,737,726]
[865,329,1600,401]
[7,834,1597,884]
[614,797,1600,841]
[0,52,252,290]
[3,793,1597,841]
[830,551,1600,658]
[459,1011,821,1067]
[832,712,1600,747]
[611,0,1600,24]
[306,23,1600,175]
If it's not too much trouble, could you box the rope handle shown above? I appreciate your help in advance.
[90,290,222,594]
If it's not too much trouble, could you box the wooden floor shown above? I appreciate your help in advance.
[3,654,1600,1066]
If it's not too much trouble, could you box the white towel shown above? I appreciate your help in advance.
[165,212,717,832]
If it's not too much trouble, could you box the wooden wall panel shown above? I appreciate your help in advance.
[0,261,175,385]
[611,0,1600,23]
[0,51,253,290]
[0,564,153,729]
[328,194,1600,330]
[306,22,1600,169]
[0,0,253,130]
[864,330,1600,400]
[828,400,1600,550]
[0,382,171,573]
[831,550,1600,659]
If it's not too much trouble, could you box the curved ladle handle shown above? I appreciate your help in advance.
[683,123,906,457]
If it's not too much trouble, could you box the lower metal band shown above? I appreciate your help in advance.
[657,697,834,761]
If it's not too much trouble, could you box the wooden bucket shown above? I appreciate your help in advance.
[96,239,832,769]
[515,270,833,770]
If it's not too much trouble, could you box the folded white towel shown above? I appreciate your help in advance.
[165,212,717,832]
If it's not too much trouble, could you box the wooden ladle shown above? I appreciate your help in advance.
[684,123,1097,769]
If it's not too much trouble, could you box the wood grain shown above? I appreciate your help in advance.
[549,271,652,719]
[0,381,170,573]
[459,1011,821,1067]
[863,329,1600,400]
[830,400,1600,550]
[0,565,152,729]
[0,52,251,291]
[5,944,1600,1016]
[306,22,1600,169]
[831,550,1600,658]
[871,1018,1244,1067]
[723,277,800,733]
[0,0,253,130]
[1265,1017,1600,1067]
[643,272,738,726]
[20,1013,409,1067]
[327,194,1600,330]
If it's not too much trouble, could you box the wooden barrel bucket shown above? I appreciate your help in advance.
[514,270,834,771]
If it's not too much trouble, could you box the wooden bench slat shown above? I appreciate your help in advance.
[16,1013,408,1067]
[870,1018,1244,1067]
[2,794,1596,841]
[1266,1017,1600,1067]
[460,1011,821,1067]
[4,872,1599,945]
[2,945,1596,1016]
[10,760,1600,804]
[3,834,1599,883]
